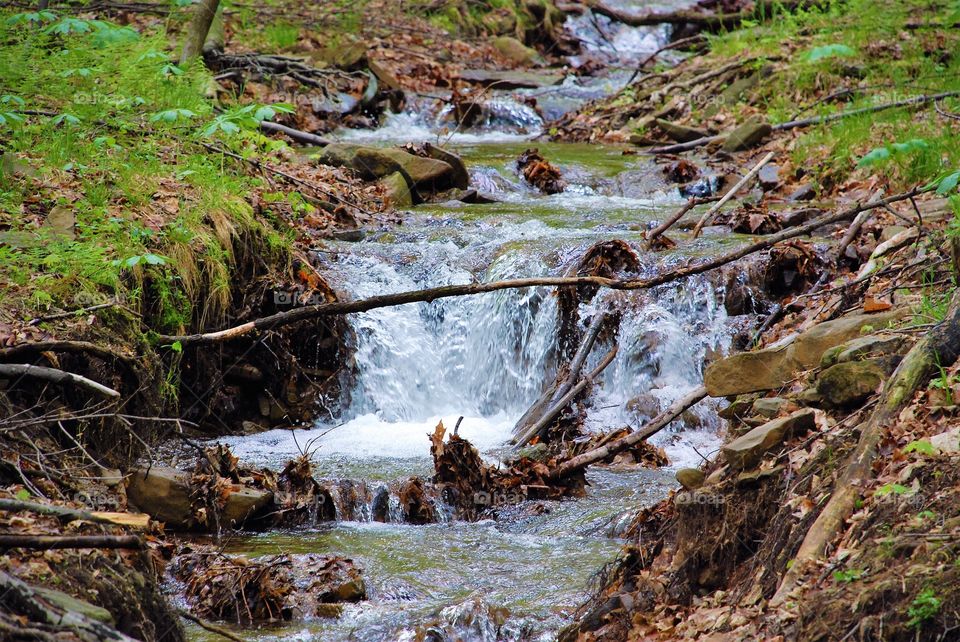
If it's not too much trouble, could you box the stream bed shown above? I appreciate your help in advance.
[183,138,748,641]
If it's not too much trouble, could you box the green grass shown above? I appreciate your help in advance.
[0,11,289,332]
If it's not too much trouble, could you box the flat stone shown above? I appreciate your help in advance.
[880,225,909,242]
[676,468,705,490]
[721,68,771,104]
[721,118,772,152]
[654,118,709,143]
[424,143,469,190]
[820,333,908,368]
[126,466,193,527]
[721,408,816,470]
[366,58,402,91]
[787,184,816,201]
[817,358,895,408]
[704,309,906,397]
[457,68,564,89]
[319,144,456,191]
[221,486,273,527]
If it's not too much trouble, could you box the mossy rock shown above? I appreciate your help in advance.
[816,357,898,408]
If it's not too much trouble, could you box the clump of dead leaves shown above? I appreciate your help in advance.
[517,148,566,194]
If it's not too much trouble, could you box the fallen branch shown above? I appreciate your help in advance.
[772,288,960,605]
[0,498,148,528]
[0,535,143,550]
[0,341,137,368]
[834,189,883,261]
[157,188,924,347]
[513,345,618,448]
[548,385,707,479]
[587,0,798,29]
[178,609,245,642]
[644,195,720,249]
[0,364,120,399]
[650,91,960,155]
[259,120,332,146]
[691,151,776,238]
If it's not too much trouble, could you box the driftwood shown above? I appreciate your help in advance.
[0,570,137,641]
[259,120,332,147]
[644,195,720,249]
[0,498,149,528]
[650,91,960,155]
[586,0,805,29]
[548,385,707,479]
[0,364,120,398]
[772,288,960,605]
[177,609,245,642]
[0,340,138,368]
[157,188,923,347]
[513,345,618,448]
[691,151,776,238]
[513,305,609,439]
[0,535,143,550]
[834,189,883,261]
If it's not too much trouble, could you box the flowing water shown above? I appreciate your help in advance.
[188,8,747,639]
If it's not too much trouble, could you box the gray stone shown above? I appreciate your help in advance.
[126,466,193,527]
[787,184,816,201]
[33,586,114,624]
[704,309,906,397]
[654,118,708,143]
[718,396,758,420]
[424,143,469,190]
[676,468,705,490]
[820,333,908,368]
[721,118,772,152]
[721,408,816,470]
[752,397,795,418]
[817,358,895,408]
[626,393,661,418]
[319,144,457,191]
[880,225,909,242]
[758,163,781,191]
[930,427,960,454]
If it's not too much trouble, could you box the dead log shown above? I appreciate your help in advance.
[156,188,923,347]
[0,570,137,641]
[772,288,960,605]
[587,0,777,29]
[0,364,120,398]
[513,345,618,448]
[0,498,148,528]
[691,151,776,238]
[548,386,707,479]
[650,91,960,155]
[0,535,143,549]
[258,120,333,147]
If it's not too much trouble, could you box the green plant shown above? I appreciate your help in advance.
[928,352,956,404]
[264,22,299,49]
[903,439,937,456]
[832,568,865,583]
[874,483,911,497]
[907,588,942,629]
[199,103,293,138]
[806,43,856,62]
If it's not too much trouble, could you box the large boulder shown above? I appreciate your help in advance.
[816,357,898,408]
[654,118,709,143]
[820,333,908,368]
[704,309,905,397]
[721,408,816,470]
[721,118,772,152]
[492,36,541,65]
[318,144,458,191]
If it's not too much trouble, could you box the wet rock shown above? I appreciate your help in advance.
[380,171,414,208]
[721,118,772,152]
[820,333,908,368]
[720,68,772,104]
[319,144,456,191]
[817,358,897,408]
[126,466,193,527]
[493,36,541,64]
[930,427,960,454]
[752,396,796,418]
[221,486,274,528]
[676,468,705,490]
[721,408,816,470]
[718,395,758,420]
[787,184,816,201]
[331,228,365,242]
[457,68,564,89]
[627,393,661,418]
[664,158,700,183]
[704,309,906,397]
[424,143,470,190]
[758,163,781,191]
[654,118,709,143]
[319,39,367,71]
[366,58,402,91]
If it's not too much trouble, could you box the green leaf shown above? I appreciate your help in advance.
[857,147,891,168]
[891,138,929,154]
[150,108,197,123]
[170,340,183,353]
[15,488,31,501]
[904,439,937,456]
[142,253,167,265]
[44,17,93,35]
[875,483,911,496]
[1,95,26,107]
[806,44,856,62]
[936,171,960,195]
[124,255,142,268]
[51,113,81,126]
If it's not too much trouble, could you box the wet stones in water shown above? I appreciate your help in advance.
[663,159,700,184]
[398,477,437,524]
[516,148,566,194]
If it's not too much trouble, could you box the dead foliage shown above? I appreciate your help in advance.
[714,202,783,234]
[517,148,567,194]
[763,239,822,295]
[664,159,701,184]
[570,427,669,469]
[397,477,437,525]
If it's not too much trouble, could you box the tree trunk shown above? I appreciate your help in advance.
[179,0,222,66]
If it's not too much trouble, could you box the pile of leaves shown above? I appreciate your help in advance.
[569,427,670,469]
[517,148,567,194]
